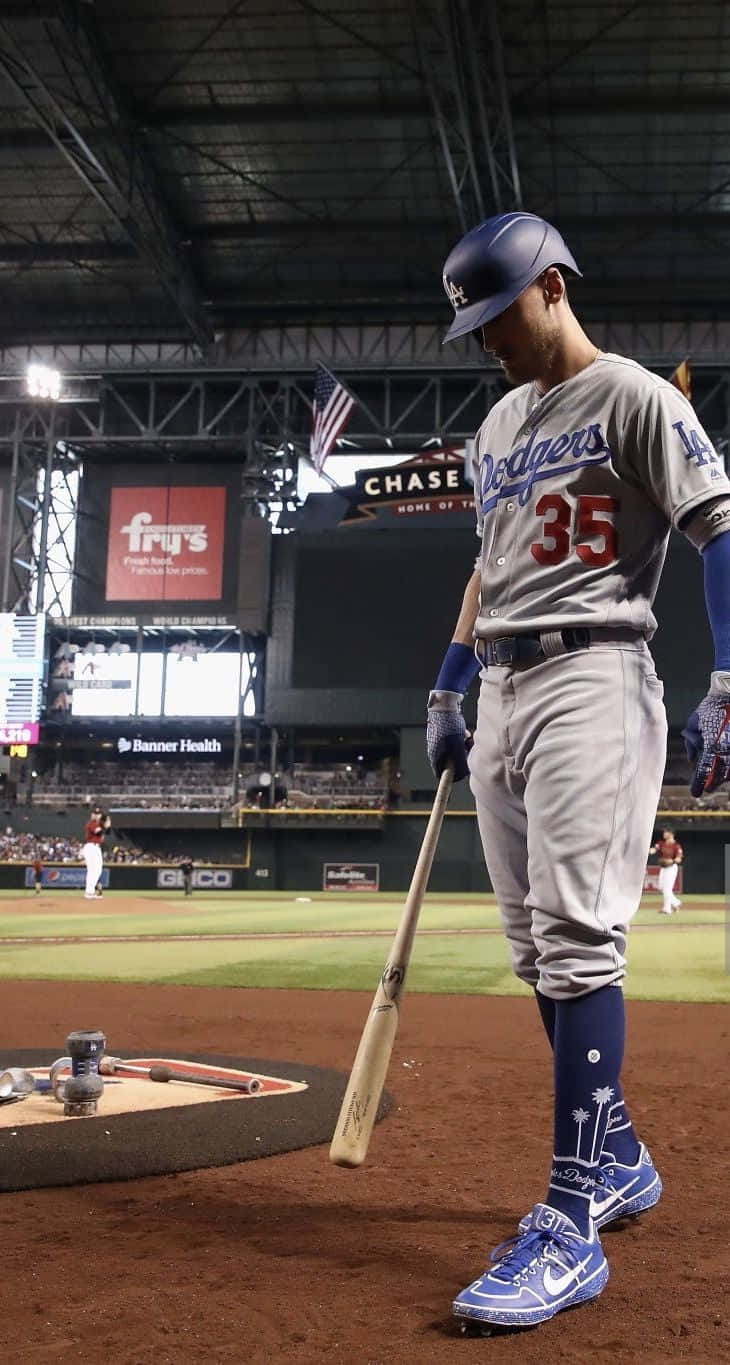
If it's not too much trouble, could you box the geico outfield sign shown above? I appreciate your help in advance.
[157,868,233,889]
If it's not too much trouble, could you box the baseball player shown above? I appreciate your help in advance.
[82,806,110,900]
[427,211,730,1331]
[650,828,683,914]
[31,856,43,895]
[180,856,194,896]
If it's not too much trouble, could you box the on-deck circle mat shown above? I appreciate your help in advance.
[0,1051,393,1192]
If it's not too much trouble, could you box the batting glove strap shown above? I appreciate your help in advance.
[689,692,730,795]
[427,688,463,712]
[426,703,471,781]
[710,669,730,695]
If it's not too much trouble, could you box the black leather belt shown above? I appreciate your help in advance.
[479,627,591,667]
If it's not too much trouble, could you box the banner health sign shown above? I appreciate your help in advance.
[323,863,380,892]
[116,735,224,756]
[25,867,111,889]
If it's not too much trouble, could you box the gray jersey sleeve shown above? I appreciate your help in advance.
[619,378,730,528]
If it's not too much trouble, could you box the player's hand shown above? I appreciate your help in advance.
[683,692,730,795]
[426,691,472,781]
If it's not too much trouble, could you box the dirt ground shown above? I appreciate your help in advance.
[0,982,726,1364]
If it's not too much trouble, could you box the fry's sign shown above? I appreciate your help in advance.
[105,487,226,601]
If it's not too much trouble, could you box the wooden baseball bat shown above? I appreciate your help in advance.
[329,764,454,1168]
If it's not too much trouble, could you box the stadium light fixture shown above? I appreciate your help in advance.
[26,363,62,401]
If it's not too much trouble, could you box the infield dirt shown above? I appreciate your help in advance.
[0,981,725,1364]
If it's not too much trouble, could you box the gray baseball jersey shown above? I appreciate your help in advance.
[472,351,730,640]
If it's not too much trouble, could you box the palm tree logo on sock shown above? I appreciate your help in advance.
[589,1087,615,1162]
[572,1108,590,1157]
[569,1088,615,1162]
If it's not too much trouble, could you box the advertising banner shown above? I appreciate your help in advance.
[0,722,40,745]
[323,862,380,892]
[156,867,233,890]
[106,486,226,601]
[72,464,240,619]
[24,866,111,889]
[643,865,683,893]
[116,734,225,756]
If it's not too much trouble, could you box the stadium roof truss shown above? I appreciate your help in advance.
[0,2,728,348]
[2,2,730,611]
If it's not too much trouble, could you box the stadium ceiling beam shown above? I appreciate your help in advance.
[0,367,729,468]
[3,320,730,374]
[9,210,730,263]
[0,86,726,155]
[0,5,214,354]
[412,0,521,226]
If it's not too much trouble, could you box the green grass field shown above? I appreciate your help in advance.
[0,890,727,1003]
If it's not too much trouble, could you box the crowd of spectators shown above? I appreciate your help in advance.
[238,763,389,812]
[0,829,157,864]
[31,759,391,812]
[32,761,234,811]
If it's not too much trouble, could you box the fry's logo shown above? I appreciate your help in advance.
[120,511,208,556]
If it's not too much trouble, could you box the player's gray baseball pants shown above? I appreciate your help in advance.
[468,640,667,999]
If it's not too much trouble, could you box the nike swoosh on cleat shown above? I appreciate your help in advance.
[589,1178,636,1217]
[542,1256,592,1296]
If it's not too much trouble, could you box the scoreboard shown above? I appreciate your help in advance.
[0,613,45,729]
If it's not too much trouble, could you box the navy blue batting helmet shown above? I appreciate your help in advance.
[442,212,582,342]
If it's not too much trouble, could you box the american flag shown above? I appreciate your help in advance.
[309,364,356,473]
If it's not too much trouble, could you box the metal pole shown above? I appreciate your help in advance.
[269,725,278,808]
[487,0,523,207]
[1,408,21,609]
[442,0,485,218]
[460,0,503,211]
[133,624,143,716]
[34,405,57,614]
[231,635,244,802]
[413,2,468,233]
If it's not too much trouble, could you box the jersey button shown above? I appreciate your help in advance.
[505,501,515,511]
[496,555,506,565]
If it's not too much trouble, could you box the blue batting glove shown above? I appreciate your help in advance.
[685,674,730,795]
[426,691,472,781]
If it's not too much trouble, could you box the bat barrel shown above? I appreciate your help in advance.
[329,765,453,1167]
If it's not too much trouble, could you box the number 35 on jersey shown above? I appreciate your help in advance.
[530,493,618,567]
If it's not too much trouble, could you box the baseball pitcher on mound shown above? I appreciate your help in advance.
[428,212,730,1332]
[82,806,110,900]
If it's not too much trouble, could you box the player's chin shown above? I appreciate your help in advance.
[496,354,530,385]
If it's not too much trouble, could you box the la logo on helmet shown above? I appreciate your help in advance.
[444,276,468,308]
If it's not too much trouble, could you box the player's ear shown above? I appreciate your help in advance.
[541,267,565,305]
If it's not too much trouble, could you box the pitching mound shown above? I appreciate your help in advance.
[0,1050,392,1192]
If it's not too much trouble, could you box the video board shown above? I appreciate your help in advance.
[73,465,240,618]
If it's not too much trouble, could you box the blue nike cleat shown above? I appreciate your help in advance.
[589,1143,663,1228]
[517,1143,662,1236]
[452,1204,609,1329]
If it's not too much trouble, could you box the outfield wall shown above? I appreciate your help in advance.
[1,815,726,894]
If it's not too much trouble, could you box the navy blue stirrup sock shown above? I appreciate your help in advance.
[535,988,640,1168]
[547,985,633,1234]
